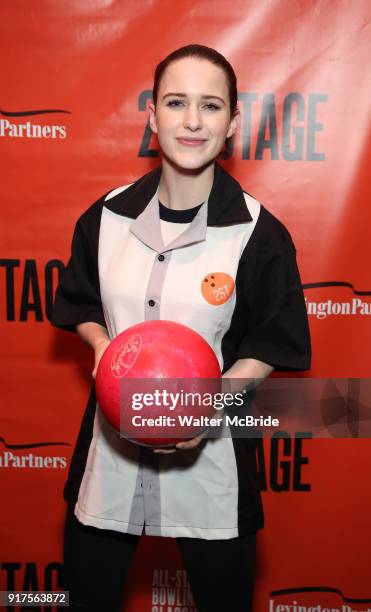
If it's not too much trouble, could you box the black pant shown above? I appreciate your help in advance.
[63,505,256,612]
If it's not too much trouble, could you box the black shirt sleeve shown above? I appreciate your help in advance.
[221,206,311,372]
[51,201,106,333]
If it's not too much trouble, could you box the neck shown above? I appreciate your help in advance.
[158,158,215,210]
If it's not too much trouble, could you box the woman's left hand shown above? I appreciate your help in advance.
[153,433,205,454]
[152,407,223,453]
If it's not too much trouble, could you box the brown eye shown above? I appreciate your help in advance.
[203,103,220,111]
[167,99,184,108]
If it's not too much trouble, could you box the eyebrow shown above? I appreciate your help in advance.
[162,92,226,104]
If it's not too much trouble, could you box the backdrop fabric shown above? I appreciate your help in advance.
[1,1,370,610]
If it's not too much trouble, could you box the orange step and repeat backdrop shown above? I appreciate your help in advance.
[1,1,370,611]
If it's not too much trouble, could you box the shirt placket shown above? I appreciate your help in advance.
[144,251,171,321]
[129,193,208,533]
[141,249,171,532]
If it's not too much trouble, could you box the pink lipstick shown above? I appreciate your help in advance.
[177,138,207,147]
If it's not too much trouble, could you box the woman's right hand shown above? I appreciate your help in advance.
[92,337,111,379]
[76,322,111,380]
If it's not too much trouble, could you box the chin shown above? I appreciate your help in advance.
[164,151,216,173]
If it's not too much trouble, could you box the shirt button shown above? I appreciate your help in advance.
[158,254,165,262]
[148,299,156,307]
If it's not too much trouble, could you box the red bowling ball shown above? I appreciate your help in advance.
[95,320,221,447]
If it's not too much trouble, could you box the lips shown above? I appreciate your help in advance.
[176,137,207,147]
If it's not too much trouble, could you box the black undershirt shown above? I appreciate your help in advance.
[159,200,204,223]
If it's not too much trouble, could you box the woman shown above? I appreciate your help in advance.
[52,44,311,612]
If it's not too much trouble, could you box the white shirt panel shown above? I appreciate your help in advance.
[98,207,156,338]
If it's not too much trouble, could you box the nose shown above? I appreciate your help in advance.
[183,103,202,132]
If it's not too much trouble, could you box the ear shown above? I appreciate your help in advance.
[148,103,158,134]
[226,108,240,139]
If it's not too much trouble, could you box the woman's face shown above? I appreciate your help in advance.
[149,57,238,171]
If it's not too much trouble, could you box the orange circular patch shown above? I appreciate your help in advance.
[201,272,235,306]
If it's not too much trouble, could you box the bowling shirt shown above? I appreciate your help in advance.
[51,162,311,539]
